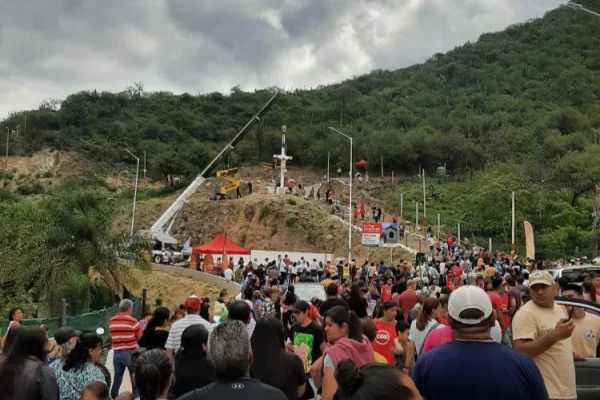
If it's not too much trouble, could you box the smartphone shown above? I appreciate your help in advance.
[567,306,575,321]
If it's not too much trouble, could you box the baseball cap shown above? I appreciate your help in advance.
[528,270,554,287]
[184,295,203,311]
[54,326,80,345]
[292,300,310,313]
[448,286,493,325]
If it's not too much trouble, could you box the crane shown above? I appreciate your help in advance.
[144,91,279,246]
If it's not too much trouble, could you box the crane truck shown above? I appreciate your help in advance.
[142,91,280,264]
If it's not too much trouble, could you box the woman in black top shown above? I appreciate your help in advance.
[172,324,216,398]
[0,326,59,400]
[250,317,306,400]
[346,283,369,318]
[138,306,170,350]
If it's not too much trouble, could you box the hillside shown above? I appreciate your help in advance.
[2,1,600,259]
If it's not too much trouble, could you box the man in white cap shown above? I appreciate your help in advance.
[512,270,577,400]
[412,285,548,400]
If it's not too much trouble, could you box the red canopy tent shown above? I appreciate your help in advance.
[192,232,251,255]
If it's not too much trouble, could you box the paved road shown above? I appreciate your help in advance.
[106,350,133,394]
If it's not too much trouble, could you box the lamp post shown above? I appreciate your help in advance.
[328,127,353,264]
[124,149,140,237]
[4,127,9,169]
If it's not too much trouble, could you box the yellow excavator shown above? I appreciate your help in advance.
[212,168,240,200]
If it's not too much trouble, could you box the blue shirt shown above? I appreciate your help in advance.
[412,341,548,400]
[379,264,386,274]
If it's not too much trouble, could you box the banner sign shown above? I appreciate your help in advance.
[362,222,382,246]
[524,221,535,261]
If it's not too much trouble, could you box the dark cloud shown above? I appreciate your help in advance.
[0,0,563,119]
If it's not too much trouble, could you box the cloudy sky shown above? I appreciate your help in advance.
[0,0,564,119]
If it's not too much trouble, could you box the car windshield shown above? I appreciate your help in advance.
[294,285,326,301]
[561,267,600,282]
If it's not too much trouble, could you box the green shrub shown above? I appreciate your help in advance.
[17,182,44,196]
[42,171,53,178]
[287,198,297,206]
[285,217,298,227]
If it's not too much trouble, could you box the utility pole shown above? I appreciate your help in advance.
[328,127,353,265]
[437,213,441,240]
[4,127,9,169]
[457,223,461,247]
[327,151,330,182]
[400,192,404,220]
[143,150,147,180]
[416,202,419,227]
[124,149,140,237]
[511,191,516,259]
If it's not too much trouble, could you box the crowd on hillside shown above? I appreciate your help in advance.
[1,246,600,400]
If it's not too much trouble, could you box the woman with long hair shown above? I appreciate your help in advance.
[250,317,306,400]
[0,326,59,400]
[346,284,368,318]
[134,349,173,400]
[48,327,79,365]
[311,306,375,400]
[172,324,216,398]
[1,308,24,348]
[402,297,441,372]
[138,307,170,350]
[336,360,421,400]
[51,332,105,400]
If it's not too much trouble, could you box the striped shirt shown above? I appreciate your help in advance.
[109,312,141,351]
[165,314,214,352]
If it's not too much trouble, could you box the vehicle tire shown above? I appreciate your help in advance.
[154,255,163,264]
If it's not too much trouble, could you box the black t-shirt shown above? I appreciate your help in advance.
[346,297,368,318]
[319,298,348,316]
[250,352,306,400]
[177,378,288,400]
[288,322,324,373]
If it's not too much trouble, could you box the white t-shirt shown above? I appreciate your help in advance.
[409,319,444,357]
[310,262,318,271]
[224,269,234,281]
[291,264,298,274]
[439,262,446,275]
[278,260,286,273]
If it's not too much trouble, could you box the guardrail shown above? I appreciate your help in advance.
[149,262,242,294]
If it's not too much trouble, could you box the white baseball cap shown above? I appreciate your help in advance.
[448,286,493,325]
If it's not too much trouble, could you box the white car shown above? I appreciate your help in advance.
[548,265,600,282]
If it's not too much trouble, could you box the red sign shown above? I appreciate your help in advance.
[362,222,382,246]
[362,222,382,234]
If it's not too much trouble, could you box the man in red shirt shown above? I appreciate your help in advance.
[373,302,399,364]
[108,299,142,398]
[397,280,418,321]
[488,277,510,345]
[381,277,393,303]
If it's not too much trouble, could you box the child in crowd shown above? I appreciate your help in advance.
[392,320,410,368]
[81,381,110,400]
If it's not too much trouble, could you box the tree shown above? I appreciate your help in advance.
[28,187,149,311]
[553,147,600,206]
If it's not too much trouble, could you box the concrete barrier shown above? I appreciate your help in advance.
[149,263,242,294]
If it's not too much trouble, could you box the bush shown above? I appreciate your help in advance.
[287,198,297,206]
[4,173,13,180]
[17,182,45,196]
[285,217,298,227]
[42,171,53,178]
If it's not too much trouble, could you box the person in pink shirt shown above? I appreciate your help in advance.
[422,325,454,353]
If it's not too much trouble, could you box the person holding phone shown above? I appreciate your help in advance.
[512,270,577,400]
[561,284,600,359]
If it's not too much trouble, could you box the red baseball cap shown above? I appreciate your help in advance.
[184,295,202,311]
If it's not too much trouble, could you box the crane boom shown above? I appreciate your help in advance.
[148,91,279,242]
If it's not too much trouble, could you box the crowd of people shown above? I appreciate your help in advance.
[1,245,600,400]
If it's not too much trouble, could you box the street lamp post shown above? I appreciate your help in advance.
[124,149,140,237]
[4,127,9,169]
[328,127,353,265]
